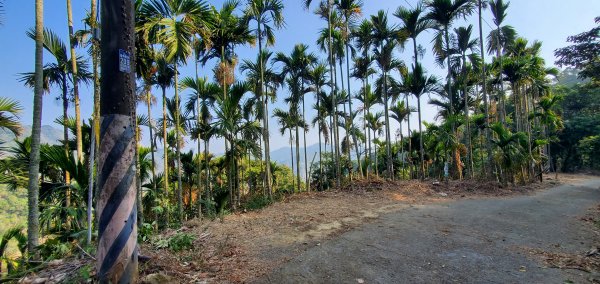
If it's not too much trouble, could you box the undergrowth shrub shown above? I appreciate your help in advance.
[152,232,196,252]
[245,195,272,210]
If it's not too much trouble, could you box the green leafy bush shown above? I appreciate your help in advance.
[152,232,196,252]
[37,238,72,260]
[168,233,196,252]
[138,222,155,243]
[245,195,272,211]
[579,135,600,170]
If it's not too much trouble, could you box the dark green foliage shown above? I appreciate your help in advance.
[490,123,527,167]
[153,232,196,252]
[245,194,272,210]
[0,227,27,275]
[311,153,350,190]
[37,238,72,260]
[551,83,600,171]
[168,233,196,252]
[139,223,154,243]
[579,136,600,170]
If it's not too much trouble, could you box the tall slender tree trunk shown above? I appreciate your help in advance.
[257,22,273,200]
[91,0,100,136]
[61,76,69,169]
[135,120,143,227]
[87,118,96,245]
[193,47,203,218]
[329,116,334,157]
[327,1,341,187]
[524,89,534,182]
[362,80,369,179]
[339,59,352,180]
[462,53,474,179]
[444,26,460,180]
[332,67,341,185]
[161,86,169,222]
[302,81,309,191]
[383,68,393,180]
[264,96,272,188]
[61,76,72,232]
[399,120,405,178]
[478,0,493,178]
[496,25,507,125]
[418,97,425,180]
[220,48,234,210]
[317,87,323,187]
[204,139,211,213]
[317,124,323,187]
[146,90,157,200]
[196,120,202,218]
[28,0,44,253]
[174,65,183,221]
[345,21,362,178]
[66,0,83,163]
[412,37,419,69]
[289,130,295,190]
[374,134,379,176]
[295,117,301,192]
[97,0,138,280]
[367,116,372,179]
[406,95,413,178]
[365,74,372,178]
[233,144,239,208]
[513,83,519,131]
[412,38,419,179]
[91,0,101,208]
[444,27,454,129]
[226,138,234,210]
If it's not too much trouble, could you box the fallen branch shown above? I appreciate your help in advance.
[75,243,96,261]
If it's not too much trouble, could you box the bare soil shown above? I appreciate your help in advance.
[140,174,591,283]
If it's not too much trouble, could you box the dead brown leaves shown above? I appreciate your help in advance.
[523,199,600,278]
[526,247,600,273]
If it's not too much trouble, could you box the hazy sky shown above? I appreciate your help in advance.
[0,0,598,153]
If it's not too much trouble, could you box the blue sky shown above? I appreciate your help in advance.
[0,0,598,153]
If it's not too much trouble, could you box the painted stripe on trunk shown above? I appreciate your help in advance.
[98,125,135,191]
[97,114,137,283]
[100,115,115,141]
[99,206,136,279]
[98,162,135,238]
[119,249,138,284]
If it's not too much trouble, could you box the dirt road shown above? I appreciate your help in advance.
[260,178,600,283]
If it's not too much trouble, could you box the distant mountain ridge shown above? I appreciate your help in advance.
[557,67,587,87]
[0,125,62,148]
[270,143,325,170]
[0,124,322,174]
[152,143,325,176]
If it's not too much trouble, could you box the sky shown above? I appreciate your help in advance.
[0,0,598,154]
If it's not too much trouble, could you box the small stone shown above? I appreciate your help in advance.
[142,273,177,284]
[32,278,48,284]
[47,259,63,266]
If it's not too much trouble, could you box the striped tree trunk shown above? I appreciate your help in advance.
[97,0,138,282]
